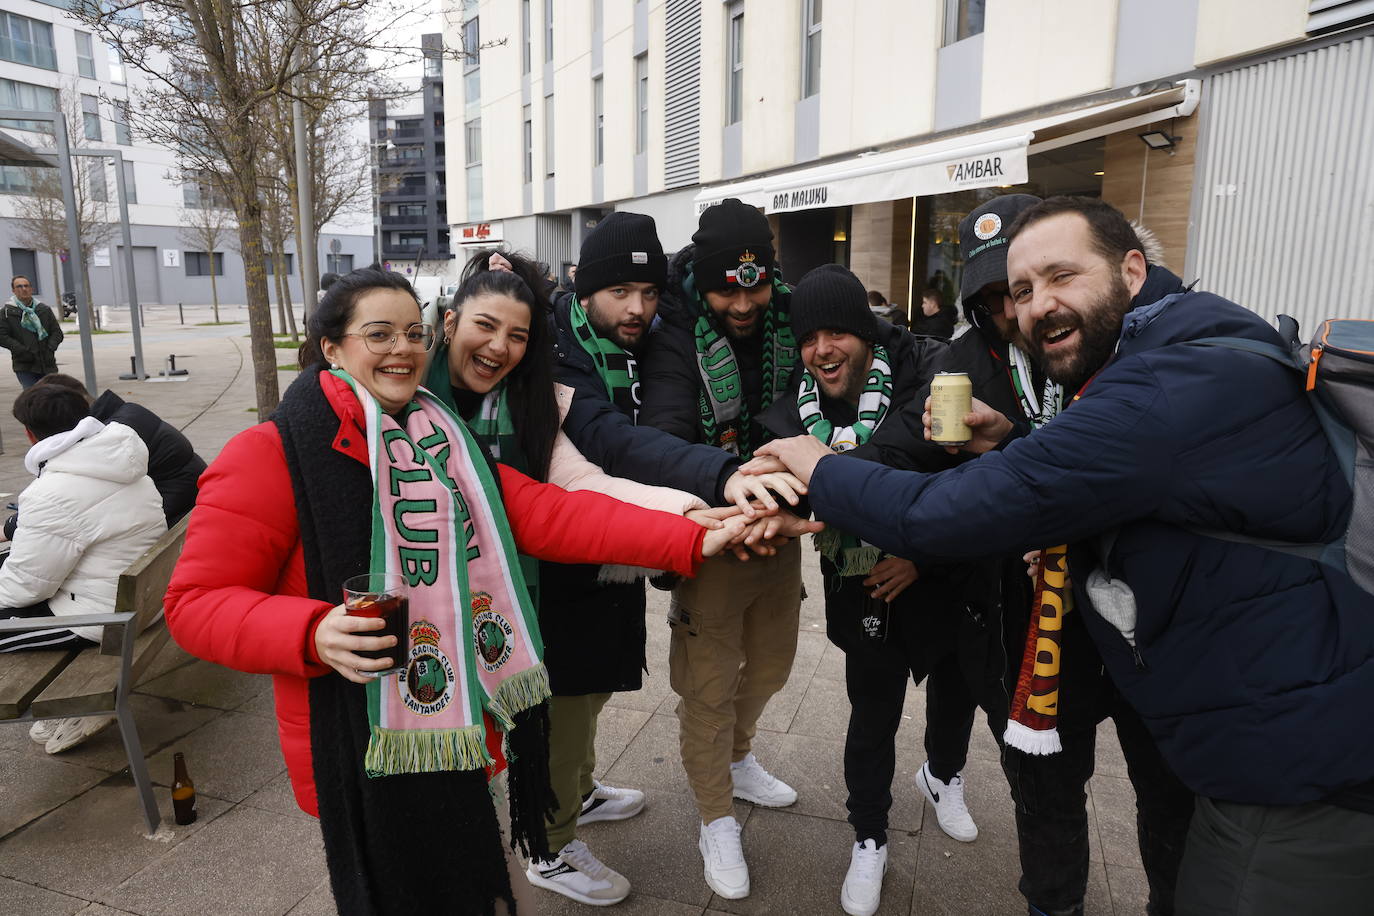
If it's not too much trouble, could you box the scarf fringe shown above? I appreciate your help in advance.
[363,723,493,777]
[486,664,552,732]
[504,702,556,862]
[1004,719,1063,756]
[813,529,883,578]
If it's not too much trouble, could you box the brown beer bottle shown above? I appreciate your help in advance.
[172,752,197,825]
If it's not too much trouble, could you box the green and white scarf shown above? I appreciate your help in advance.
[801,347,894,577]
[339,369,550,778]
[569,295,641,422]
[7,296,47,340]
[684,268,796,460]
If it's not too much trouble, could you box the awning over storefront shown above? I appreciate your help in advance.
[693,80,1200,216]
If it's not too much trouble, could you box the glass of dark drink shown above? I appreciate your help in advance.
[342,573,410,677]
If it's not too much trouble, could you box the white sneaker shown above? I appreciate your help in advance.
[525,839,630,906]
[29,720,59,744]
[840,839,889,916]
[916,761,978,842]
[44,715,115,754]
[730,752,797,807]
[579,780,646,824]
[698,815,750,899]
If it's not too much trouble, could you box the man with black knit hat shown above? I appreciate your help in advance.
[757,265,995,916]
[638,199,817,900]
[542,210,808,907]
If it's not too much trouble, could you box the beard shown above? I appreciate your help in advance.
[815,359,868,404]
[1029,273,1133,392]
[585,301,647,352]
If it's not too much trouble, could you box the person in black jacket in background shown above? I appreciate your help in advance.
[3,374,205,539]
[757,265,1002,916]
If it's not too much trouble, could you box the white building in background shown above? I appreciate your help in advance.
[443,0,1373,329]
[0,0,372,309]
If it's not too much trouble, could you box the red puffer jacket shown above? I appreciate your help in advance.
[165,373,706,817]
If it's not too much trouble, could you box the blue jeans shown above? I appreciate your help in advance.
[16,371,46,388]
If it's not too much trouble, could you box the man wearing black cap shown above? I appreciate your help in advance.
[637,199,814,900]
[756,264,999,916]
[542,211,806,906]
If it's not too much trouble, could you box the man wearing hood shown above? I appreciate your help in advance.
[2,275,63,388]
[756,264,998,916]
[0,382,165,754]
[757,196,1374,914]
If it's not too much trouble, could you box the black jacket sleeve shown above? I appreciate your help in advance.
[638,322,708,444]
[41,306,62,353]
[556,356,738,505]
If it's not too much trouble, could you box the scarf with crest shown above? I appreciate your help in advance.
[799,346,894,577]
[683,267,795,460]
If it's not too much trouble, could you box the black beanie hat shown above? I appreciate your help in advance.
[691,198,775,294]
[575,211,667,298]
[791,264,879,345]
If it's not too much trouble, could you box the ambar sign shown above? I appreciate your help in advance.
[771,186,830,211]
[945,155,1007,186]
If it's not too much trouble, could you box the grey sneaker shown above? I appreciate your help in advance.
[526,839,631,906]
[579,780,646,824]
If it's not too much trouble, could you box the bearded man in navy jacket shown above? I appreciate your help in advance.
[754,196,1374,915]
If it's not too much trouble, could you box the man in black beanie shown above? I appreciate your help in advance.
[637,199,818,900]
[540,210,811,907]
[756,265,997,916]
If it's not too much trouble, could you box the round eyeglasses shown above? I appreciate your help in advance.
[344,324,435,354]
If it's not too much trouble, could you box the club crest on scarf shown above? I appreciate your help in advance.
[472,592,515,671]
[400,619,456,716]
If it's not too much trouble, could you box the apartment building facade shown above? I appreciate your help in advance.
[0,0,371,309]
[444,0,1373,330]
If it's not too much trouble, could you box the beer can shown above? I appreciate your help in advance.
[929,372,973,446]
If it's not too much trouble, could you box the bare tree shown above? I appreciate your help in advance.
[178,174,236,322]
[8,85,118,329]
[71,0,433,413]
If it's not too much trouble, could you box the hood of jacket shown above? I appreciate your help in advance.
[34,420,150,484]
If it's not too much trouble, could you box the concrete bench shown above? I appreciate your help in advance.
[0,515,189,834]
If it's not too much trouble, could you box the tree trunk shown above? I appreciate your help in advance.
[236,194,281,414]
[273,252,289,336]
[209,267,220,322]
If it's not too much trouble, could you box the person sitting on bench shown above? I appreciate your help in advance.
[0,383,166,753]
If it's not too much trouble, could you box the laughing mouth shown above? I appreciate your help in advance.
[378,366,413,376]
[473,355,502,372]
[1042,326,1074,346]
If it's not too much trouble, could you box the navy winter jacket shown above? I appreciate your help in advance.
[809,290,1374,806]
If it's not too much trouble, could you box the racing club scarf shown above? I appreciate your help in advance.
[339,369,550,776]
[569,295,641,422]
[798,346,894,577]
[684,267,796,460]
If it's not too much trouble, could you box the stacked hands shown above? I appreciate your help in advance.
[315,468,823,683]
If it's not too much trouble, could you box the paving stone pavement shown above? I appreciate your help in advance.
[0,306,1151,915]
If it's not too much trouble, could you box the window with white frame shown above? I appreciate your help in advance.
[82,94,102,141]
[593,77,604,166]
[544,0,554,63]
[521,0,531,74]
[0,13,57,71]
[726,3,744,125]
[463,17,481,105]
[635,55,648,154]
[107,43,125,83]
[522,105,533,183]
[544,95,555,178]
[802,0,821,98]
[0,78,58,133]
[942,0,986,45]
[76,31,96,78]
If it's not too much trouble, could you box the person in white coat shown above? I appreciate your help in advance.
[0,383,166,753]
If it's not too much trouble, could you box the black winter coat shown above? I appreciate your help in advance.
[90,391,207,525]
[0,301,62,375]
[546,294,737,696]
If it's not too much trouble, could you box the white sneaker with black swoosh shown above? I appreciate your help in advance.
[525,839,631,905]
[916,761,978,842]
